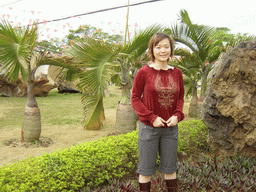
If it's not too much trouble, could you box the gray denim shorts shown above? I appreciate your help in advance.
[137,121,178,176]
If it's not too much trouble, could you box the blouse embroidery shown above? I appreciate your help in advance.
[154,71,177,109]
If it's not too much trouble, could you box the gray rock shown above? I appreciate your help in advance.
[202,40,256,158]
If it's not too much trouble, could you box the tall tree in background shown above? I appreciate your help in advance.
[0,21,78,142]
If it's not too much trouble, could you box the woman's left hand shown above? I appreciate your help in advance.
[166,116,178,127]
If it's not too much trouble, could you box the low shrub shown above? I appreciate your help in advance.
[0,119,209,191]
[178,155,256,191]
[178,119,209,155]
[0,132,138,191]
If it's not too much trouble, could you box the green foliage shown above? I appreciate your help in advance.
[68,39,118,129]
[178,155,256,191]
[0,131,138,191]
[66,24,123,45]
[37,37,65,54]
[166,9,223,98]
[88,156,256,191]
[178,119,209,154]
[212,27,255,48]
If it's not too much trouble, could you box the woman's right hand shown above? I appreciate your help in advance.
[152,116,166,127]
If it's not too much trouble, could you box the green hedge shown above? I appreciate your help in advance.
[0,119,208,191]
[178,119,209,154]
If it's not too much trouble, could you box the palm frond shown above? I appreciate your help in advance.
[81,93,105,130]
[122,24,163,59]
[69,39,116,95]
[67,39,117,129]
[0,20,37,81]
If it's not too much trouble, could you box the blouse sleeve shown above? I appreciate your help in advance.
[131,69,158,124]
[173,69,185,122]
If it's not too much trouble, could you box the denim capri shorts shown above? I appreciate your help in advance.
[137,121,178,176]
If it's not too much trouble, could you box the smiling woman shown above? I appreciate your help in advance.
[131,33,184,192]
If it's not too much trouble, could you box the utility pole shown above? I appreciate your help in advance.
[124,0,129,45]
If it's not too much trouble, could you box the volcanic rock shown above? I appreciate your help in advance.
[202,40,256,158]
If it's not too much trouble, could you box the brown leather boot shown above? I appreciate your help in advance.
[165,178,178,192]
[139,181,151,192]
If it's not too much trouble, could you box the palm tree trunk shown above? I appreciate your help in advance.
[188,84,201,118]
[22,70,41,142]
[115,67,138,134]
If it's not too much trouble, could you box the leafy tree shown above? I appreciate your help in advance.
[212,27,255,48]
[211,27,235,43]
[66,24,123,45]
[0,21,78,142]
[37,37,65,54]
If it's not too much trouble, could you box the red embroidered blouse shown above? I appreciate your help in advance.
[131,65,184,127]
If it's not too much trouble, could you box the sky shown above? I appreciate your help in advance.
[1,0,255,41]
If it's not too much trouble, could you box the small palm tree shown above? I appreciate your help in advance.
[69,25,162,131]
[0,21,77,141]
[68,39,119,130]
[166,9,222,117]
[114,25,162,133]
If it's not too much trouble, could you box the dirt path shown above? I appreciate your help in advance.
[0,124,116,167]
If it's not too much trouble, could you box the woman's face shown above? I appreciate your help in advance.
[153,38,171,63]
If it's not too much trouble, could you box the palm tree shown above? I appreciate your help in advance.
[69,25,162,131]
[0,21,77,142]
[166,9,222,117]
[114,25,162,134]
[68,39,119,130]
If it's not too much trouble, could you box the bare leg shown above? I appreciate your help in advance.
[164,172,176,180]
[139,174,152,183]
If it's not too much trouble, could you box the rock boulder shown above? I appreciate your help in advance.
[202,40,256,158]
[0,73,27,97]
[0,66,56,97]
[48,65,80,94]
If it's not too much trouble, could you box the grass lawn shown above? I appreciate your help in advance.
[0,85,191,166]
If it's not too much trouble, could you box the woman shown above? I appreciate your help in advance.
[131,33,184,192]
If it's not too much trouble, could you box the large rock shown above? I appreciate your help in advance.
[48,65,80,93]
[0,73,27,97]
[202,40,256,158]
[0,66,56,97]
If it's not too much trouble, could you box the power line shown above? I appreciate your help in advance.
[37,0,163,25]
[0,0,23,8]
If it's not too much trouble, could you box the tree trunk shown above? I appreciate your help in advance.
[115,67,138,134]
[115,102,139,134]
[188,85,201,118]
[22,74,41,142]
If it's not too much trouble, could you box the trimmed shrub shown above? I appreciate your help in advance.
[0,132,138,191]
[178,119,209,154]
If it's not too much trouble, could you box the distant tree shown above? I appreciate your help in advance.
[37,37,65,54]
[212,27,255,48]
[66,24,123,45]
